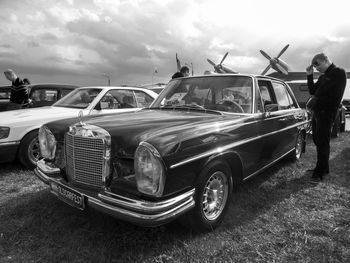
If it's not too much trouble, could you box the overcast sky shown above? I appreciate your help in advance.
[1,0,350,87]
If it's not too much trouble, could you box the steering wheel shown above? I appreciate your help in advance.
[220,100,244,113]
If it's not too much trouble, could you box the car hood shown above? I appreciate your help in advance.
[0,106,83,126]
[52,109,247,156]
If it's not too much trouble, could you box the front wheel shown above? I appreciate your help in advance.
[18,130,41,169]
[183,160,233,232]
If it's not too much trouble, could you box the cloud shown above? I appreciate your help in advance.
[1,0,350,86]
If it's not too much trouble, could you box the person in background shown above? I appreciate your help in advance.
[171,66,190,79]
[23,78,31,85]
[4,69,29,110]
[306,53,346,181]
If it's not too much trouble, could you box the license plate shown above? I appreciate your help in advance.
[50,182,85,210]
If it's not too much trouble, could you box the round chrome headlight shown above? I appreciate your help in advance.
[134,142,165,197]
[38,125,57,161]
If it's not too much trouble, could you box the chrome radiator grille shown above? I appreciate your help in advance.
[65,133,106,187]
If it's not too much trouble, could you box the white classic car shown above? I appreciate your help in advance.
[0,86,158,168]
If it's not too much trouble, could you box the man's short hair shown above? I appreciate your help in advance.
[180,66,190,74]
[312,53,330,64]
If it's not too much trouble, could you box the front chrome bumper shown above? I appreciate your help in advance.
[34,160,195,227]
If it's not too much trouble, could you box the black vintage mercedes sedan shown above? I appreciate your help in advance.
[34,74,309,232]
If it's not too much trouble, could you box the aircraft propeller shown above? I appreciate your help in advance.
[207,52,238,74]
[260,44,290,75]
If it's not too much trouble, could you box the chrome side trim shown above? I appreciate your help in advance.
[0,141,20,146]
[170,120,309,169]
[243,148,294,181]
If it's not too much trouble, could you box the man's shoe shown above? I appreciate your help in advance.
[307,168,329,174]
[311,171,328,181]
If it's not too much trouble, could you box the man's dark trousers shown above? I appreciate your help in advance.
[312,109,337,173]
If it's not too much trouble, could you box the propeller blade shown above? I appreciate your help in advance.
[217,67,225,74]
[276,44,289,58]
[219,52,229,65]
[221,65,238,74]
[261,64,271,75]
[275,63,288,75]
[207,59,216,67]
[176,53,181,71]
[260,50,272,60]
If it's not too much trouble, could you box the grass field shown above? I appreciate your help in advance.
[0,133,349,262]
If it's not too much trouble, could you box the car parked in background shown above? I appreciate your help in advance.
[34,74,309,232]
[138,83,167,94]
[343,98,350,115]
[28,84,79,108]
[286,80,346,136]
[0,86,158,168]
[0,83,79,111]
[0,85,11,111]
[342,80,350,115]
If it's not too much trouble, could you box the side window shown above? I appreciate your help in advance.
[60,89,74,99]
[31,89,57,102]
[134,91,154,108]
[258,80,275,105]
[272,82,294,110]
[100,91,121,109]
[299,85,308,91]
[0,89,11,99]
[46,90,58,101]
[100,89,136,109]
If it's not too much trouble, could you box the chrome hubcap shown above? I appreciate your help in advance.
[28,137,41,165]
[202,171,228,221]
[295,134,303,159]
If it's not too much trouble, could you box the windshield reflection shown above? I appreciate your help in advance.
[151,76,253,114]
[54,88,102,109]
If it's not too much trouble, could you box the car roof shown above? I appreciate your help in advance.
[27,83,79,89]
[78,86,154,91]
[285,80,308,83]
[170,73,287,83]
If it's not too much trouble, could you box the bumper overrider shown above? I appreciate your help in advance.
[34,159,195,226]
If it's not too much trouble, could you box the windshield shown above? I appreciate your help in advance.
[54,88,102,109]
[151,76,253,113]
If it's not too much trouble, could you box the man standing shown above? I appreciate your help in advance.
[171,66,190,79]
[306,53,346,180]
[4,69,29,110]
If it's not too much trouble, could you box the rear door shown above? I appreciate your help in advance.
[256,79,296,166]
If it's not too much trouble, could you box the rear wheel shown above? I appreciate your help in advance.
[18,130,41,169]
[340,118,346,132]
[331,116,340,138]
[183,160,233,232]
[288,132,304,161]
